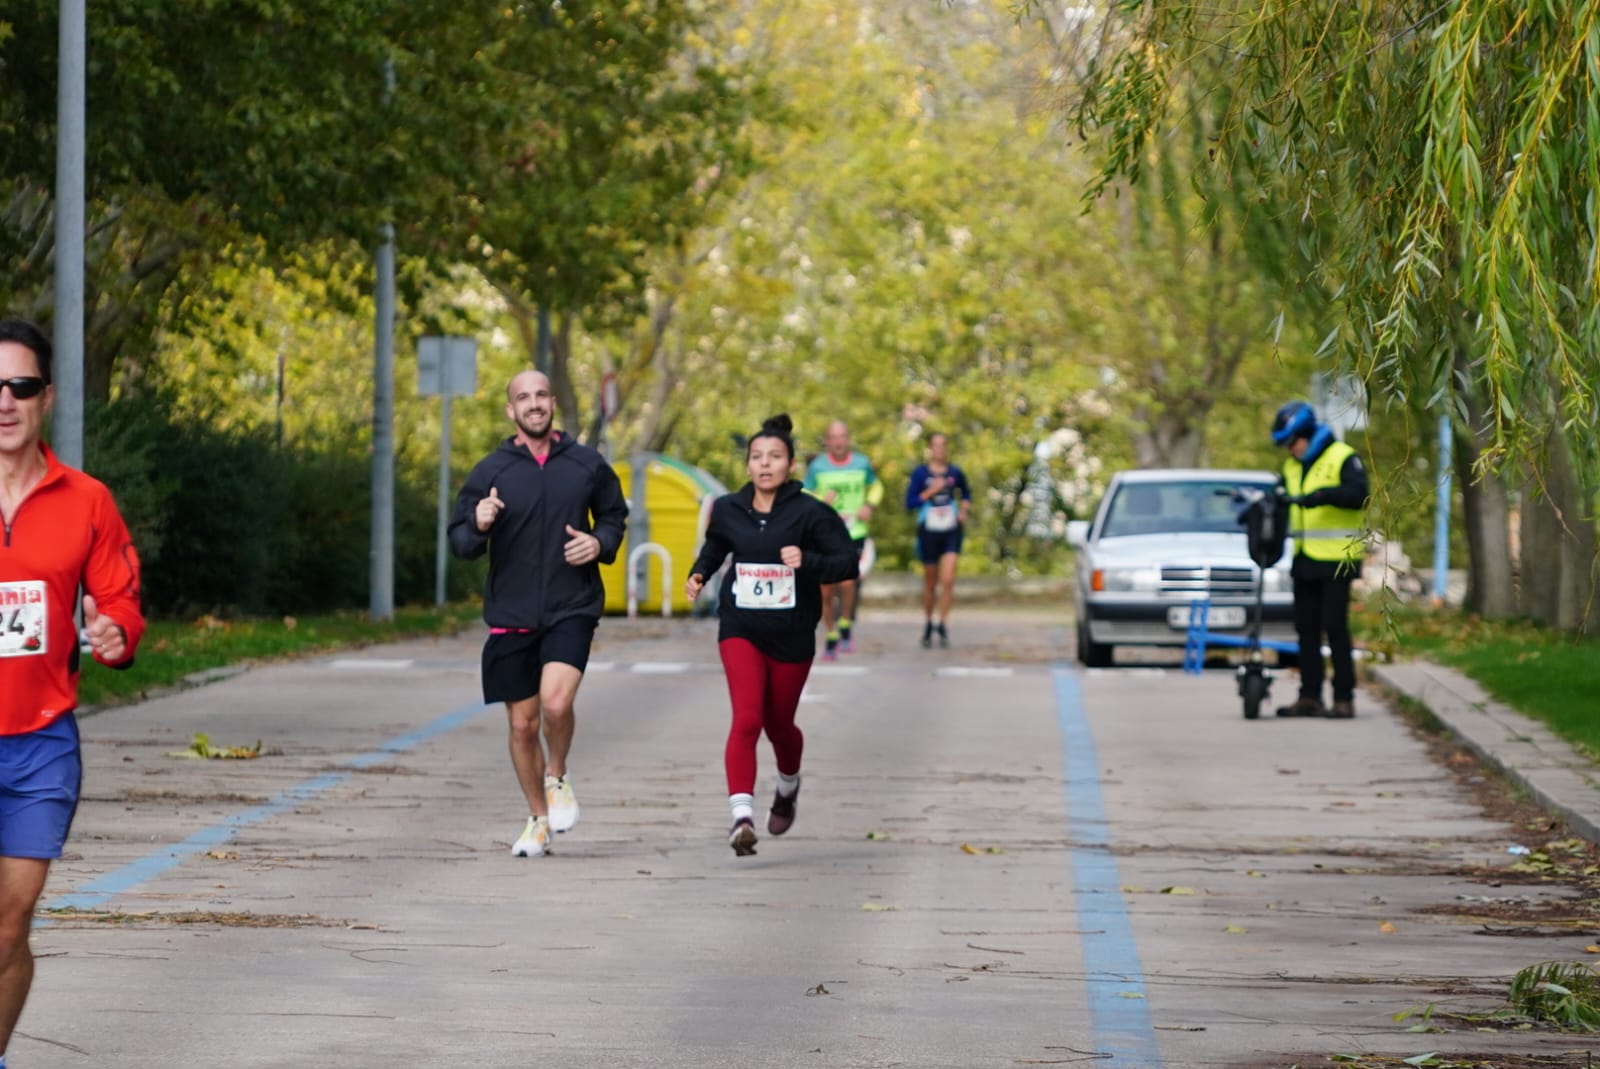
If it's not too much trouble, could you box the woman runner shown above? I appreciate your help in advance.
[685,415,859,855]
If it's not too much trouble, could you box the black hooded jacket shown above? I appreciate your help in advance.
[689,480,859,662]
[449,433,628,629]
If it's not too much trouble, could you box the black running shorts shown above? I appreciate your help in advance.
[916,526,964,564]
[481,616,599,704]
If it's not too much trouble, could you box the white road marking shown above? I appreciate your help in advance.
[934,666,1014,678]
[630,662,693,674]
[811,664,868,676]
[329,658,414,670]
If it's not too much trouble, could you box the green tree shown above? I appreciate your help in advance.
[575,0,1122,571]
[1061,1,1600,626]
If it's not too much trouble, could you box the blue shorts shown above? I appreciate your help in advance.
[0,714,83,860]
[917,526,964,565]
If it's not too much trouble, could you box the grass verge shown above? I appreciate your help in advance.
[77,603,484,709]
[1356,598,1600,758]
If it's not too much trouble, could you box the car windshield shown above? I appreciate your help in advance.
[1100,480,1275,538]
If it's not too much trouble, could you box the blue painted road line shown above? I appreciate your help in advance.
[1054,668,1165,1068]
[45,700,491,915]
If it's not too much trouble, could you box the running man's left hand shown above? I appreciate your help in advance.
[780,545,802,568]
[83,594,127,663]
[855,505,873,523]
[564,524,601,565]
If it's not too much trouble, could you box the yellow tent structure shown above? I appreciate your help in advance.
[602,453,728,616]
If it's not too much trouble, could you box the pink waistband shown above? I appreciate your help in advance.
[489,627,535,634]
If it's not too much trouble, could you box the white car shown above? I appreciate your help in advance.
[1066,469,1296,667]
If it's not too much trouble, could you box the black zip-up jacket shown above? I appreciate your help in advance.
[449,433,628,629]
[689,480,859,663]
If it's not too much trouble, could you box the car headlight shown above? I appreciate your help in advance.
[1261,566,1290,593]
[1092,566,1160,592]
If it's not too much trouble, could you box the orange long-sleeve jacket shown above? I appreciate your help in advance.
[0,444,144,735]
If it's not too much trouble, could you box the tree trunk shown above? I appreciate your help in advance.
[1130,420,1204,469]
[549,312,583,438]
[630,318,677,456]
[1453,344,1517,617]
[1518,425,1600,631]
[1457,458,1516,618]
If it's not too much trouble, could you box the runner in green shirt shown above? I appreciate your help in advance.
[803,420,881,659]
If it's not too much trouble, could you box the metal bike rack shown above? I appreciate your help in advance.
[626,542,673,619]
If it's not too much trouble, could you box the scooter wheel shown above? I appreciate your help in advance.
[1241,671,1267,720]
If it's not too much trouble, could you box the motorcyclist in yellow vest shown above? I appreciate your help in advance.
[1271,400,1369,720]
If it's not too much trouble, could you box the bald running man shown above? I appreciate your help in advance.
[803,420,881,659]
[449,371,628,857]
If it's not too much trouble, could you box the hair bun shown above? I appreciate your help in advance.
[761,413,793,435]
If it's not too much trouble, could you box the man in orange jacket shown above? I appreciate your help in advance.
[0,318,144,1067]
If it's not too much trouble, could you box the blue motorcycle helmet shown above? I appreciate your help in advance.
[1270,400,1317,446]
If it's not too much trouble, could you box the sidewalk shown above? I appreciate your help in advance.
[1375,659,1600,844]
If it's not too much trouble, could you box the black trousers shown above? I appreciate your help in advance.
[1292,574,1355,702]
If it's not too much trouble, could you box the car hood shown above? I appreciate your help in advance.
[1088,532,1282,567]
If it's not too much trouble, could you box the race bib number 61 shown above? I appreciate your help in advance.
[0,580,48,658]
[734,563,796,610]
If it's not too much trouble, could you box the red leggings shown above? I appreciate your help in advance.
[718,638,811,795]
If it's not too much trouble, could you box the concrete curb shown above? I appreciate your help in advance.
[1374,660,1600,845]
[77,663,252,721]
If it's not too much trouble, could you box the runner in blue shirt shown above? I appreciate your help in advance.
[905,432,972,648]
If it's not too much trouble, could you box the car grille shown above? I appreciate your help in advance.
[1160,565,1255,597]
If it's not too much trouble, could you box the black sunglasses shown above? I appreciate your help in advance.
[0,377,46,400]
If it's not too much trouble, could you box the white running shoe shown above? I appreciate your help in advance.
[729,818,758,857]
[546,775,580,833]
[512,815,551,857]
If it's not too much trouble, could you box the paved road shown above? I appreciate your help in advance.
[19,608,1587,1068]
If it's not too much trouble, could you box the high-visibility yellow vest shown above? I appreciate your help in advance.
[1283,441,1364,563]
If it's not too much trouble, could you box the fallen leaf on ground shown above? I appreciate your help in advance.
[168,732,264,760]
[1160,886,1196,895]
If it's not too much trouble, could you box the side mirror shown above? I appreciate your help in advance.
[1065,520,1089,548]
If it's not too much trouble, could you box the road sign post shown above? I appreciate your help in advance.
[418,336,479,606]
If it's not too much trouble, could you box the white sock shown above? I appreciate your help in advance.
[730,793,755,823]
[775,771,801,798]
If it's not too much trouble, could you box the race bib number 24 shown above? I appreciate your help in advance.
[0,580,48,658]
